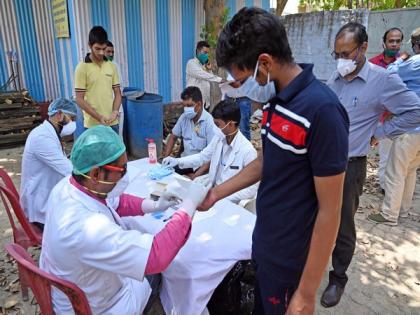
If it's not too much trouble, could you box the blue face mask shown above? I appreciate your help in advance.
[197,53,209,65]
[219,62,276,103]
[184,106,196,119]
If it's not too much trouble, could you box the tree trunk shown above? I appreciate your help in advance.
[203,0,225,111]
[276,0,288,15]
[394,0,401,8]
[347,0,353,9]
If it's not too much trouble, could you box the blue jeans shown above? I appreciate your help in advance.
[227,97,251,140]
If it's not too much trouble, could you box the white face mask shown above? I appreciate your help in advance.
[336,58,357,77]
[60,121,76,136]
[184,106,196,119]
[107,173,130,198]
[220,62,277,103]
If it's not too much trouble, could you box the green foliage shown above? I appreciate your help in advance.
[308,0,419,10]
[200,7,230,49]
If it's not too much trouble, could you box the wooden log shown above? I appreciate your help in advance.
[0,108,40,119]
[0,102,23,110]
[0,132,31,148]
[0,117,41,134]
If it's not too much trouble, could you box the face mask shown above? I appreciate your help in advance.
[221,62,276,103]
[184,106,196,119]
[384,48,398,57]
[214,122,235,139]
[107,173,130,198]
[106,55,114,62]
[197,53,209,65]
[336,58,357,77]
[60,121,76,136]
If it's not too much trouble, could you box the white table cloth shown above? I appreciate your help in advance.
[126,159,256,315]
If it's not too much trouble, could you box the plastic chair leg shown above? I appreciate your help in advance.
[21,281,29,301]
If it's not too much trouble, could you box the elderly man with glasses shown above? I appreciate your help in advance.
[321,22,420,308]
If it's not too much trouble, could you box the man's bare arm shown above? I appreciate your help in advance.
[163,134,178,158]
[191,162,210,180]
[286,172,345,315]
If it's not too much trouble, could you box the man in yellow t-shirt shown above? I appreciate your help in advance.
[75,26,122,133]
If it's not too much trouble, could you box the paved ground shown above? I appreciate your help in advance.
[0,145,419,314]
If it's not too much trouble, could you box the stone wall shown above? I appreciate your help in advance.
[283,8,420,82]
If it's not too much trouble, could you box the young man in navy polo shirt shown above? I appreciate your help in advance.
[199,8,349,314]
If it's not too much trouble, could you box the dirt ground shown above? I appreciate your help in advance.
[0,144,419,314]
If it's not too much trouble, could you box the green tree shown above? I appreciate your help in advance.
[308,0,419,10]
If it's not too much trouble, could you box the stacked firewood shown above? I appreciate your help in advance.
[0,91,41,148]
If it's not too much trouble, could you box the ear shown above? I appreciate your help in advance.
[361,42,368,53]
[257,53,274,75]
[88,166,101,184]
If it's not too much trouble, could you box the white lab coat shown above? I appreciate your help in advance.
[20,121,72,224]
[40,177,153,314]
[186,58,222,108]
[179,130,258,203]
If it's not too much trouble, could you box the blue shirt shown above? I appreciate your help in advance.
[254,64,349,285]
[172,109,215,157]
[327,60,420,158]
[387,55,420,97]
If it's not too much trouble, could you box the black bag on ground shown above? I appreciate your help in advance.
[207,260,255,315]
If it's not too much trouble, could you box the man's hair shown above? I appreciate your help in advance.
[181,86,203,104]
[106,40,114,47]
[212,99,241,125]
[335,22,368,45]
[383,27,404,43]
[196,41,210,54]
[88,26,108,46]
[216,7,293,70]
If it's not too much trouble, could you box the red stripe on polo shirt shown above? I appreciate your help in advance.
[262,110,268,126]
[270,113,307,147]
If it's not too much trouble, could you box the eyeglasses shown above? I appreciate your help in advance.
[331,45,359,60]
[102,163,127,176]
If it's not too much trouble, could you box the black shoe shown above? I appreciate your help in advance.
[320,283,344,308]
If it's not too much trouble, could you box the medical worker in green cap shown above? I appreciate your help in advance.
[21,98,77,230]
[40,125,209,314]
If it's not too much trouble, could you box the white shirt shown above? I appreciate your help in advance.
[186,58,222,108]
[40,177,153,314]
[179,130,258,203]
[20,121,72,223]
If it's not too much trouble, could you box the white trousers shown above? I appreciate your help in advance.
[381,133,420,222]
[378,138,393,189]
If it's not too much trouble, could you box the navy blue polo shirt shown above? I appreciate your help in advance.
[253,64,349,285]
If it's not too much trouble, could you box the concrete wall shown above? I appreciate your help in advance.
[283,8,420,82]
[366,8,420,59]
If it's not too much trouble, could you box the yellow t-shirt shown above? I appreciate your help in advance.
[74,56,120,128]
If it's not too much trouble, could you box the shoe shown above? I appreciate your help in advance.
[368,213,398,226]
[320,283,344,308]
[399,212,409,218]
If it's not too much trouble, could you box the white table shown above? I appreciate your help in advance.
[126,159,256,315]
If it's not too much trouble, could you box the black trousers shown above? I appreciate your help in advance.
[252,261,298,315]
[329,157,367,287]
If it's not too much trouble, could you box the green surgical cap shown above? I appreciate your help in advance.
[71,125,126,174]
[48,98,78,116]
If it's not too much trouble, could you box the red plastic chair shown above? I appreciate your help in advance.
[0,167,19,199]
[5,243,92,315]
[0,184,43,300]
[0,184,42,248]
